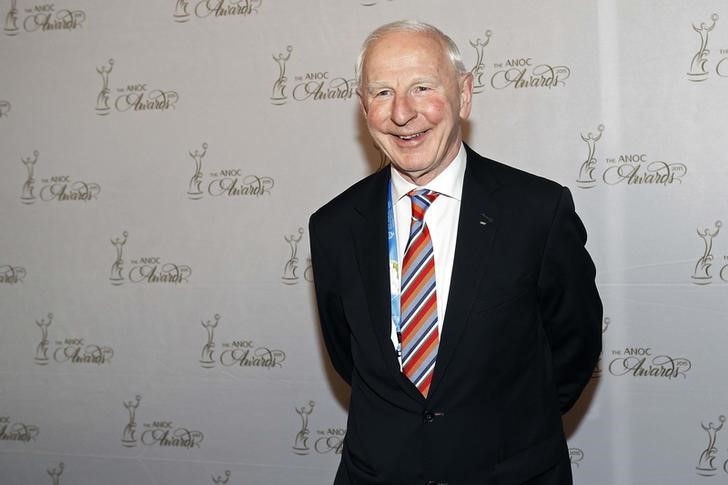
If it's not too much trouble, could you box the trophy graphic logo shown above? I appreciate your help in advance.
[212,470,231,485]
[469,31,492,94]
[697,415,725,476]
[95,59,115,115]
[3,0,19,36]
[576,125,604,189]
[292,400,315,455]
[47,462,64,485]
[173,0,191,23]
[0,100,10,118]
[271,45,293,105]
[0,265,26,284]
[110,231,129,285]
[34,313,53,365]
[200,313,220,368]
[187,142,207,200]
[692,221,722,285]
[121,395,142,447]
[282,227,304,285]
[688,14,719,82]
[569,448,584,467]
[20,150,39,204]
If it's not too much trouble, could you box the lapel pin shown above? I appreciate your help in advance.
[479,213,493,226]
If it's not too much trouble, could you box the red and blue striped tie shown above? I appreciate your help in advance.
[401,189,440,397]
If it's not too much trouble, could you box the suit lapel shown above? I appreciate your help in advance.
[352,168,424,401]
[429,146,502,397]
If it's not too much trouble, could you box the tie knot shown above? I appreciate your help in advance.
[408,189,439,222]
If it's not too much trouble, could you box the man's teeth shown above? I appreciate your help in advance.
[398,132,423,140]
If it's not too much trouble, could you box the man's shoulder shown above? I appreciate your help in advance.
[310,167,387,227]
[465,145,564,197]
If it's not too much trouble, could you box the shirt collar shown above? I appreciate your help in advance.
[390,143,466,202]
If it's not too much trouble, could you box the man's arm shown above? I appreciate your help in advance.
[537,187,602,414]
[309,215,353,385]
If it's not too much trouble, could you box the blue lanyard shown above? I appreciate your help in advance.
[387,182,402,357]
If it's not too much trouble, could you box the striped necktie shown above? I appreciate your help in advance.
[400,189,440,397]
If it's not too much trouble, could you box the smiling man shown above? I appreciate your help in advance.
[309,20,602,485]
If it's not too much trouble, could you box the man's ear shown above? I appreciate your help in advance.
[459,72,474,120]
[357,89,368,118]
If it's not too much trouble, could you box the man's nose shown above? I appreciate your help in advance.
[391,94,416,126]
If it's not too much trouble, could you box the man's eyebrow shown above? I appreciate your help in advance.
[364,77,439,92]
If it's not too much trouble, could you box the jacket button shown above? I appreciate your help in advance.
[423,411,434,423]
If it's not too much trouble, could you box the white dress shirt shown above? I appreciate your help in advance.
[389,143,467,361]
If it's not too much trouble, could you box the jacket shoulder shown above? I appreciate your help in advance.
[310,168,387,227]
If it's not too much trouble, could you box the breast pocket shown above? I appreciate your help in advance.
[471,285,534,314]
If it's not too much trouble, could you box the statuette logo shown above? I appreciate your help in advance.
[692,221,722,285]
[569,448,584,467]
[20,150,38,204]
[697,415,725,476]
[184,143,274,199]
[688,14,719,82]
[32,313,113,366]
[469,31,492,93]
[174,0,262,23]
[3,1,85,36]
[282,227,313,285]
[94,59,179,115]
[212,470,231,484]
[576,125,604,189]
[0,99,11,117]
[121,395,204,449]
[292,400,345,456]
[270,45,356,105]
[198,313,286,369]
[271,46,293,105]
[47,462,64,485]
[108,232,192,285]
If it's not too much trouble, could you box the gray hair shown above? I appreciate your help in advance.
[356,20,468,88]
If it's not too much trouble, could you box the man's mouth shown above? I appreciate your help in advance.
[395,131,427,140]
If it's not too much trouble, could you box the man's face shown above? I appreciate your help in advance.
[359,31,473,185]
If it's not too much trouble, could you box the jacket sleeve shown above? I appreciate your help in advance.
[309,214,353,385]
[537,187,602,413]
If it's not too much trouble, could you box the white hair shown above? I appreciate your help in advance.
[356,20,468,88]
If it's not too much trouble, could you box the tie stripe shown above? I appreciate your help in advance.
[401,189,440,397]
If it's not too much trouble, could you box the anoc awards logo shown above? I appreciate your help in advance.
[607,346,691,380]
[185,142,274,200]
[109,231,192,286]
[198,313,286,369]
[282,227,312,285]
[574,125,687,188]
[173,0,261,23]
[568,448,584,468]
[46,462,64,485]
[696,414,727,476]
[0,264,26,284]
[691,220,727,285]
[0,99,10,118]
[121,395,204,449]
[18,150,100,204]
[292,401,345,456]
[3,1,85,36]
[270,46,356,105]
[0,414,39,443]
[95,59,179,116]
[464,29,571,92]
[32,313,114,366]
[686,13,728,82]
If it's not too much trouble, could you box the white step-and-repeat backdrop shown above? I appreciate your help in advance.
[2,1,728,484]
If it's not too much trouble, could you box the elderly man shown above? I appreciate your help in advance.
[309,20,602,485]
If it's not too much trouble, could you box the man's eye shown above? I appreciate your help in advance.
[375,90,391,97]
[415,86,429,92]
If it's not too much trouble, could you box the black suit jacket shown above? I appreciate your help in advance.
[309,145,602,485]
